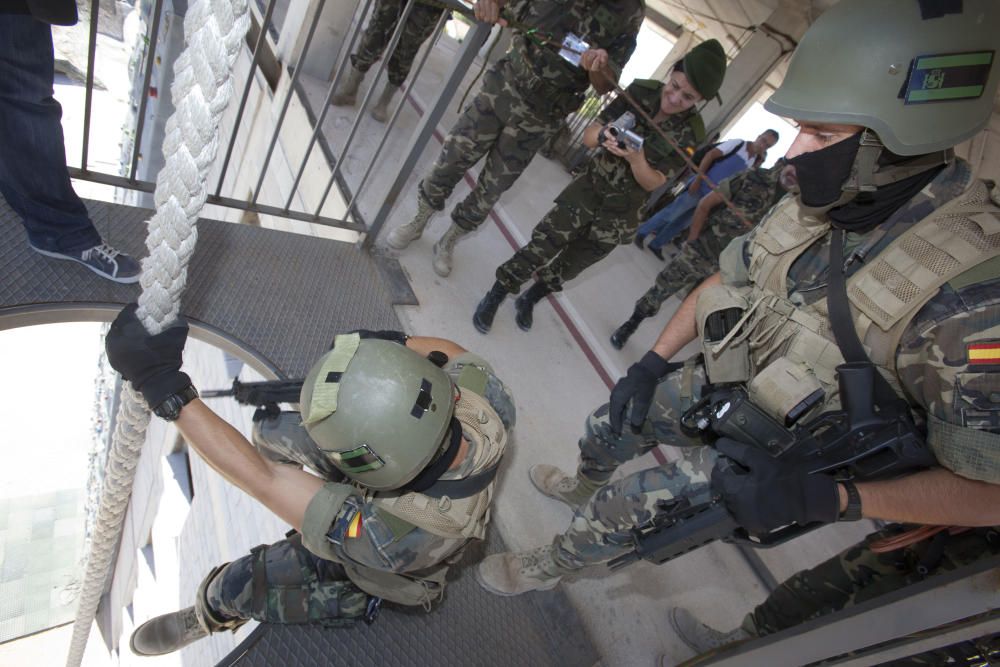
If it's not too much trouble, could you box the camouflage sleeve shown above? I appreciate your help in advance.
[603,22,640,75]
[896,290,1000,482]
[327,497,467,573]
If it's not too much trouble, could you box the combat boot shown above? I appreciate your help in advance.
[432,223,467,277]
[668,608,751,655]
[514,281,551,331]
[370,82,399,122]
[474,545,573,596]
[610,309,647,349]
[473,280,509,334]
[331,66,364,106]
[129,607,208,656]
[529,464,600,509]
[387,197,435,250]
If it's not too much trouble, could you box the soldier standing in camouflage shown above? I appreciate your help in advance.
[609,160,793,349]
[331,0,446,122]
[103,310,515,656]
[385,0,644,277]
[474,5,1000,659]
[471,40,727,334]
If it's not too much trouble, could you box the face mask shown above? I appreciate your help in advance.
[788,131,863,207]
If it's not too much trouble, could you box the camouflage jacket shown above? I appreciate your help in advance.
[308,353,515,575]
[505,0,644,116]
[693,162,787,260]
[555,79,705,222]
[721,159,1000,481]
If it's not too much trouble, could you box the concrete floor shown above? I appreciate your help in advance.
[289,27,875,667]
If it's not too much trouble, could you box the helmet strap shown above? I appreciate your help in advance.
[404,417,463,493]
[844,130,954,193]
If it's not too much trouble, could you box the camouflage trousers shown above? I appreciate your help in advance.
[419,58,562,231]
[633,240,718,318]
[553,363,717,568]
[204,534,369,626]
[744,524,1000,638]
[495,199,636,293]
[351,0,443,87]
[201,413,366,625]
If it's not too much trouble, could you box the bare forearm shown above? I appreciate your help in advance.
[688,194,722,240]
[583,122,602,148]
[848,468,1000,526]
[176,400,323,529]
[651,272,720,360]
[406,336,467,360]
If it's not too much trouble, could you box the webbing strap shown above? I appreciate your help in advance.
[828,228,901,407]
[250,544,269,619]
[418,461,501,499]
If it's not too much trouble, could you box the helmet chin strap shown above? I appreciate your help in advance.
[798,129,953,219]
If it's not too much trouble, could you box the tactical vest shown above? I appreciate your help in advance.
[303,363,508,608]
[698,180,1000,476]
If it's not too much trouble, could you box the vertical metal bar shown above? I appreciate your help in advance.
[80,0,101,170]
[213,0,278,196]
[361,20,492,247]
[312,0,420,217]
[128,0,165,181]
[344,11,447,218]
[282,0,375,211]
[251,0,328,206]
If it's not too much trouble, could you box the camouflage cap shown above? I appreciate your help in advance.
[683,39,727,101]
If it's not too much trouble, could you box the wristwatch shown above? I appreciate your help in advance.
[838,480,863,521]
[153,385,199,421]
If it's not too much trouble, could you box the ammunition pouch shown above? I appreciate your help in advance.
[506,53,586,118]
[696,284,751,384]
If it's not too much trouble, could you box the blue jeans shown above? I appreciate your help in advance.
[636,190,700,251]
[0,14,101,253]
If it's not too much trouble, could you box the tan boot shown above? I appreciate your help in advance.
[529,464,601,509]
[371,82,399,122]
[475,545,572,596]
[387,197,435,250]
[668,608,751,655]
[129,607,208,656]
[432,223,467,277]
[331,66,364,106]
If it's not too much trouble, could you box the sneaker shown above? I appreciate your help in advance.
[32,241,141,284]
[668,608,750,654]
[634,234,646,250]
[650,246,665,261]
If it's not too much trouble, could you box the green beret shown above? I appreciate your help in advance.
[683,39,727,101]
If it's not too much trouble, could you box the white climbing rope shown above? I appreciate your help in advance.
[65,0,250,663]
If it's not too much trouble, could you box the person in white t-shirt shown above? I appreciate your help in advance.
[635,129,778,258]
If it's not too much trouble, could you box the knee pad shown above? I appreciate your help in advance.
[195,563,248,634]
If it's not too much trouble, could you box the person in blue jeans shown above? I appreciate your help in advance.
[635,129,778,259]
[0,1,140,283]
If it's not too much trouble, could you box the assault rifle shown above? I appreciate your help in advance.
[608,362,937,570]
[201,378,304,421]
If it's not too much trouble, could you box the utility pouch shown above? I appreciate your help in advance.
[696,285,752,384]
[748,359,825,426]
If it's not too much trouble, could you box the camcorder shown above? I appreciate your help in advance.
[602,111,644,151]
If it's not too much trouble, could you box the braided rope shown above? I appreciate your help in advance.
[65,0,250,663]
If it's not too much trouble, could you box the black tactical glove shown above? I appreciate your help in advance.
[106,303,192,409]
[608,351,680,435]
[710,438,839,536]
[342,329,409,346]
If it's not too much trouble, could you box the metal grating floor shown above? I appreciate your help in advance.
[1,196,599,666]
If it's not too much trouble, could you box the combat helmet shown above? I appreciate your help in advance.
[300,334,459,491]
[766,0,1000,156]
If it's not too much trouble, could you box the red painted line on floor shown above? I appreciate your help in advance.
[403,91,616,391]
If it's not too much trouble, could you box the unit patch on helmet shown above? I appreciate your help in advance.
[329,444,386,473]
[303,333,361,426]
[903,51,995,104]
[410,378,435,418]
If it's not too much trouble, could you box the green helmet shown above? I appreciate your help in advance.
[300,335,456,490]
[765,0,1000,155]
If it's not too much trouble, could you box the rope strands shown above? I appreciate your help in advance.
[65,0,250,663]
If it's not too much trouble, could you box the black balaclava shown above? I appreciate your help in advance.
[789,131,945,231]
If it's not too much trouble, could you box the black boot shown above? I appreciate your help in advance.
[514,282,551,331]
[610,310,646,349]
[473,281,509,334]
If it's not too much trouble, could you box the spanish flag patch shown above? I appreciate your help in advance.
[968,342,1000,365]
[347,510,363,539]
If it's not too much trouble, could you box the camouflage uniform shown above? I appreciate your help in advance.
[350,0,445,87]
[204,353,516,625]
[418,0,644,231]
[494,79,706,293]
[547,160,1000,592]
[632,164,786,318]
